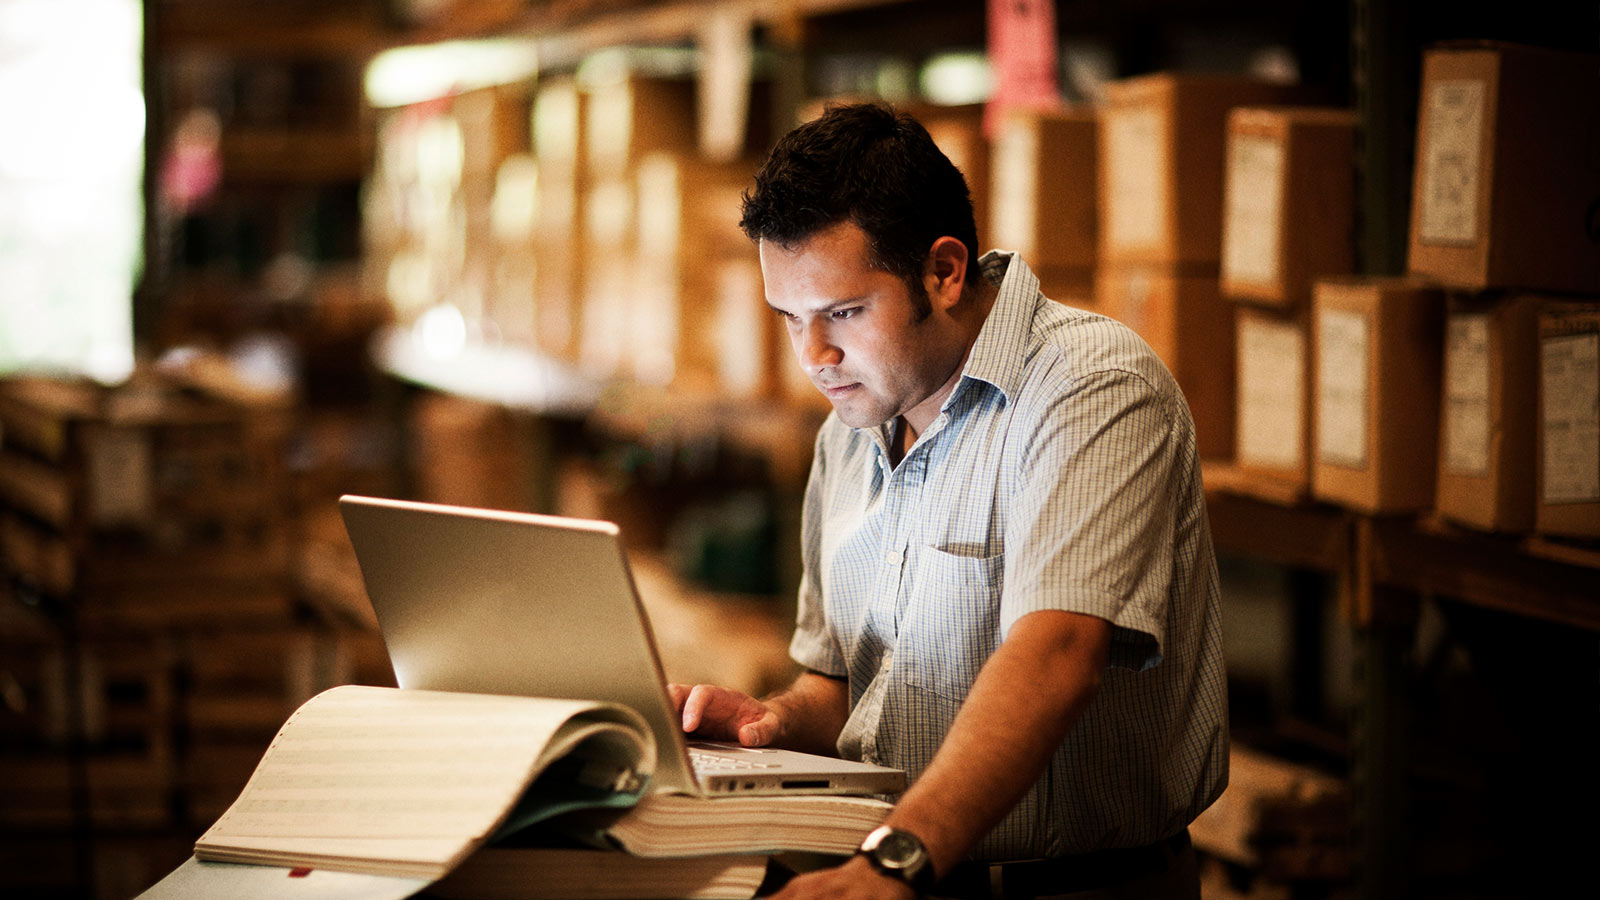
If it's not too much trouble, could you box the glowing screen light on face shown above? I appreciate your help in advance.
[0,0,144,383]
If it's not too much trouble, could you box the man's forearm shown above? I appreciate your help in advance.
[882,610,1111,876]
[764,671,851,756]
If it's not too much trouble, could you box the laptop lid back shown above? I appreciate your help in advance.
[338,494,701,795]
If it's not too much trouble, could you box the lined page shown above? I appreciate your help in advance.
[198,685,641,873]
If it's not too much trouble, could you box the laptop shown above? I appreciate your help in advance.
[337,494,906,798]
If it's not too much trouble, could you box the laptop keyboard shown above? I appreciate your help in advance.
[688,748,778,771]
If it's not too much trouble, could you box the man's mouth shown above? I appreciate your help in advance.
[821,383,858,398]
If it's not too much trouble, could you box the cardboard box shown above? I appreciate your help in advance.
[577,176,637,378]
[1098,73,1301,267]
[1096,267,1236,460]
[989,107,1097,273]
[630,153,769,397]
[1407,42,1600,294]
[1536,303,1600,538]
[1434,294,1541,532]
[1235,305,1313,492]
[1311,278,1445,514]
[1221,107,1356,307]
[533,78,585,361]
[919,104,992,259]
[581,72,697,180]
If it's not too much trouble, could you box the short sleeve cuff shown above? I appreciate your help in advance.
[1002,591,1165,671]
[788,628,846,678]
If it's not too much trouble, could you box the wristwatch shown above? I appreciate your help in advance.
[857,825,937,893]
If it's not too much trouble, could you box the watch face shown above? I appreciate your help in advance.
[877,831,925,868]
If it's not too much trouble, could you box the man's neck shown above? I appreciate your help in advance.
[899,277,1000,441]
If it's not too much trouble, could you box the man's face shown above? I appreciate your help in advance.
[760,221,961,430]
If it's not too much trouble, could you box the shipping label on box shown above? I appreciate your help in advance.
[1102,105,1168,254]
[1237,311,1306,473]
[1222,133,1284,288]
[1315,307,1370,469]
[533,77,582,170]
[1540,333,1599,504]
[712,258,772,400]
[991,112,1041,255]
[1537,304,1600,540]
[1442,313,1493,476]
[1415,79,1486,247]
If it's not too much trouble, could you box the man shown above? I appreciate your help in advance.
[669,103,1227,899]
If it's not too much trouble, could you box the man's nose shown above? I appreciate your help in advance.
[796,322,842,372]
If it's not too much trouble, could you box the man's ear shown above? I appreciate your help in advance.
[923,236,969,312]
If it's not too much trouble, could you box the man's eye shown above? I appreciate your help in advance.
[831,308,858,320]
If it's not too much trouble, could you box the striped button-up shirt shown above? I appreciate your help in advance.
[788,251,1228,861]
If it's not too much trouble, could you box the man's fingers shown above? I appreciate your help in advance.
[680,684,717,733]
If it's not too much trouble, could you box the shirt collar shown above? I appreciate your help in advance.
[945,250,1037,410]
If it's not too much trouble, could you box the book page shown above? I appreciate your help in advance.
[604,792,891,858]
[1237,317,1304,469]
[1316,308,1369,468]
[1223,133,1284,287]
[197,685,651,876]
[1541,333,1600,503]
[1443,313,1492,476]
[1417,79,1484,246]
[1104,107,1166,251]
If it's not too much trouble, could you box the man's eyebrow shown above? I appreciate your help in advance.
[767,295,871,315]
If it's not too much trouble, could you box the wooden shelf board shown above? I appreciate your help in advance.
[1368,517,1600,633]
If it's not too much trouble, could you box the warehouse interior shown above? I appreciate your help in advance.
[1,1,1597,899]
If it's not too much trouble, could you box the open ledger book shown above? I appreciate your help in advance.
[187,684,890,896]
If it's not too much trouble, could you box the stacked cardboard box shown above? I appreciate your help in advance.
[919,104,992,260]
[1407,42,1600,296]
[1310,278,1446,515]
[0,373,306,838]
[1097,74,1302,460]
[989,107,1097,308]
[1098,74,1302,268]
[1434,294,1540,532]
[1404,42,1600,539]
[630,153,769,396]
[1095,268,1235,461]
[577,73,699,381]
[1219,107,1357,497]
[0,375,297,624]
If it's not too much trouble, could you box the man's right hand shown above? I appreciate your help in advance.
[666,683,783,747]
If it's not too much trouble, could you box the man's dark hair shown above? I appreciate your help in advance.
[739,103,981,315]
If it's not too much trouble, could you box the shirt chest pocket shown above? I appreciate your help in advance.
[898,546,1004,702]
